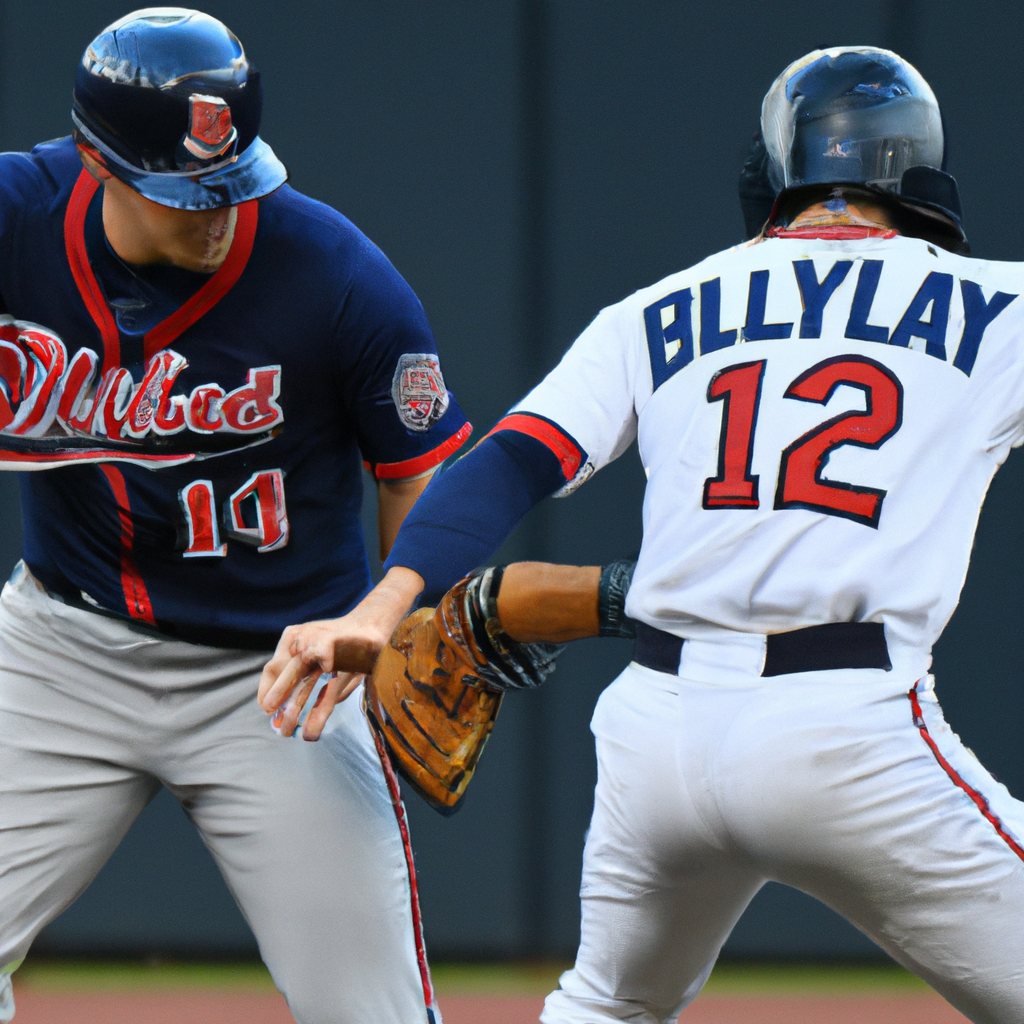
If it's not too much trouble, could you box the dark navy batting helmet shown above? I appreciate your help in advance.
[72,8,287,210]
[753,46,966,251]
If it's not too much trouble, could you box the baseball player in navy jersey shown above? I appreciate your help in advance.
[0,9,470,1024]
[263,48,1024,1023]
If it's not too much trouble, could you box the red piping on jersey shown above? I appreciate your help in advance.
[766,225,898,241]
[374,421,473,480]
[370,724,438,1020]
[64,169,259,371]
[143,200,258,361]
[98,465,157,625]
[65,173,120,372]
[908,685,1024,864]
[485,412,582,481]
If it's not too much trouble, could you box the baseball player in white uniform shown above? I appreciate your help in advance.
[262,48,1024,1023]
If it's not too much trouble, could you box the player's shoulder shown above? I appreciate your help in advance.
[924,242,1024,292]
[258,186,393,266]
[257,185,416,296]
[0,135,81,209]
[627,234,1024,291]
[614,233,1024,326]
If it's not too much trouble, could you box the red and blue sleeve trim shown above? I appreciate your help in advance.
[383,424,572,600]
[484,412,583,482]
[372,421,472,480]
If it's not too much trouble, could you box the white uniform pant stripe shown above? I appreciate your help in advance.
[908,679,1024,863]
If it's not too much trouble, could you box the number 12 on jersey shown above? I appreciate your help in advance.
[702,355,904,528]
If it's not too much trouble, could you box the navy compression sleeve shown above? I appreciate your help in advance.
[383,429,568,602]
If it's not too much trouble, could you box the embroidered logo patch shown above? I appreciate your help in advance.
[391,353,449,432]
[183,94,238,160]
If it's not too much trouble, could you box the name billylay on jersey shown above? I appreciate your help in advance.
[515,234,1024,651]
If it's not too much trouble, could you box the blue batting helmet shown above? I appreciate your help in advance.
[757,46,966,249]
[761,46,944,193]
[72,8,287,210]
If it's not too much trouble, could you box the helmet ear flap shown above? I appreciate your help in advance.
[899,166,963,226]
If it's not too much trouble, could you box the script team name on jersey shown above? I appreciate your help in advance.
[0,321,281,441]
[643,257,1018,391]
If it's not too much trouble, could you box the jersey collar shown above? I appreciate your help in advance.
[64,169,258,374]
[765,224,898,241]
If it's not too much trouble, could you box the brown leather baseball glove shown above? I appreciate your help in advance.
[363,567,564,813]
[364,604,502,814]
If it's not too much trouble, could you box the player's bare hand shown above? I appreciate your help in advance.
[297,672,365,741]
[258,618,379,717]
[258,566,426,736]
[269,670,365,740]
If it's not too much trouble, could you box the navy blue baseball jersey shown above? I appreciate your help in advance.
[0,137,470,645]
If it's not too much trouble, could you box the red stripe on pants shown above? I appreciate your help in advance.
[370,724,437,1021]
[909,685,1024,863]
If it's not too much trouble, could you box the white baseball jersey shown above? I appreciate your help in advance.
[517,233,1024,652]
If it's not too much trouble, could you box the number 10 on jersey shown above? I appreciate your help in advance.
[702,355,904,528]
[179,470,290,556]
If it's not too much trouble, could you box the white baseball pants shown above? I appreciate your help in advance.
[542,639,1024,1024]
[0,563,439,1024]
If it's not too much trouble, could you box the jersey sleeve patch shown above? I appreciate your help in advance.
[391,353,450,432]
[484,412,592,493]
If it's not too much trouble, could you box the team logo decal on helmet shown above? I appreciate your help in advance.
[391,354,450,432]
[183,94,238,161]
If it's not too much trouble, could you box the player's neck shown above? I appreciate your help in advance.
[788,194,896,233]
[100,179,237,274]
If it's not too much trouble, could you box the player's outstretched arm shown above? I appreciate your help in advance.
[258,565,425,739]
[258,472,435,740]
[493,562,600,641]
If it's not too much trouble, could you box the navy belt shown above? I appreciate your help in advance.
[28,562,279,652]
[634,621,891,677]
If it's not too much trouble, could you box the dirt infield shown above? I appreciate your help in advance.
[10,962,975,1023]
[10,987,972,1023]
[11,989,288,1023]
[441,992,972,1023]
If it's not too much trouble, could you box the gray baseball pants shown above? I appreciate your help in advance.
[0,563,439,1024]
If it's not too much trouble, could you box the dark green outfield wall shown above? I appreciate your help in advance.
[0,0,1018,960]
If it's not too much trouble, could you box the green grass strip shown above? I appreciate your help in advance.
[16,959,929,997]
[16,961,276,991]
